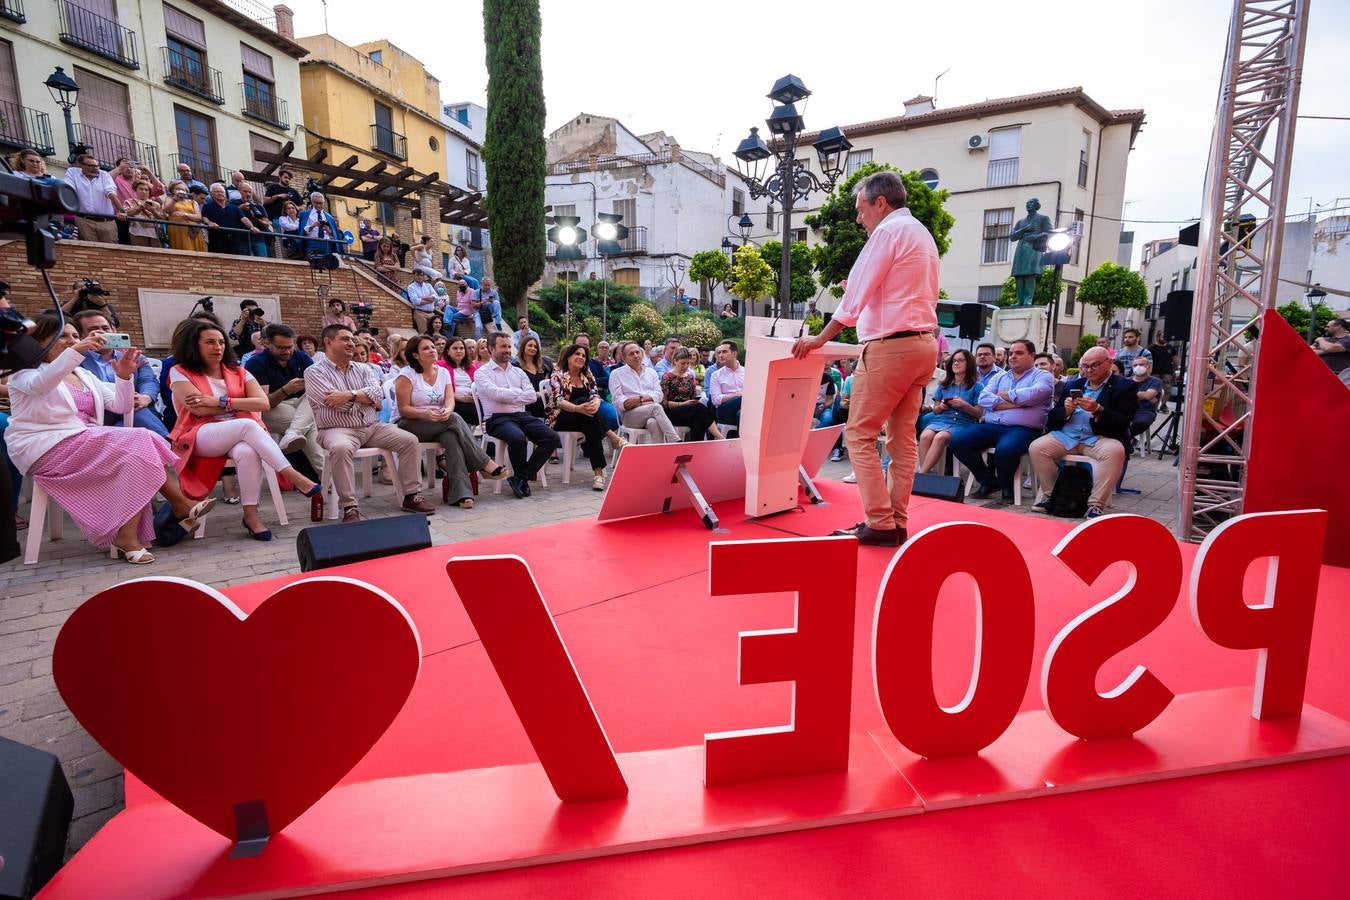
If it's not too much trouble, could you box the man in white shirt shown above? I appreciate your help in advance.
[792,171,940,547]
[609,341,680,443]
[405,269,438,334]
[63,153,122,243]
[473,331,560,497]
[710,340,745,428]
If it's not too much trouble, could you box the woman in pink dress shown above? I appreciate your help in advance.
[6,317,215,563]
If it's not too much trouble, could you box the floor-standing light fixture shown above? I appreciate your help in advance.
[44,66,80,164]
[731,74,850,320]
[592,212,628,336]
[548,214,586,337]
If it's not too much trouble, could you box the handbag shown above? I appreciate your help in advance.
[152,502,189,547]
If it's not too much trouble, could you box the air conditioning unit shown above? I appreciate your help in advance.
[457,228,472,244]
[967,134,991,151]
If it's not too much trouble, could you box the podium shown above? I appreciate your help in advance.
[740,317,861,518]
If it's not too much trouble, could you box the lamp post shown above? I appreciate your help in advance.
[44,66,80,164]
[732,74,850,320]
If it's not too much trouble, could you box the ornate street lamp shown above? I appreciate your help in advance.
[732,74,850,319]
[44,66,80,163]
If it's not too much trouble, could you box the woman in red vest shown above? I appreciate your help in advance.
[167,321,321,541]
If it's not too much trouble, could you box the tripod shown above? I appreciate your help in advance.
[1150,338,1188,462]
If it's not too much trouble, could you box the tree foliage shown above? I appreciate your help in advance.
[804,161,955,288]
[1070,333,1099,368]
[664,310,723,350]
[805,314,857,345]
[759,240,817,308]
[1078,261,1148,324]
[688,250,732,303]
[730,243,775,305]
[534,278,641,333]
[482,0,545,317]
[617,302,668,346]
[996,267,1063,307]
[1276,301,1337,338]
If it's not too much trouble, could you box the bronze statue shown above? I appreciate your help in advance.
[1009,197,1055,306]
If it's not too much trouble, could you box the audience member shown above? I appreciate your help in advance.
[511,315,540,354]
[321,298,357,331]
[304,325,434,521]
[226,171,247,202]
[1029,346,1137,518]
[275,199,302,258]
[449,244,479,289]
[572,333,620,437]
[475,339,492,368]
[175,162,207,194]
[654,337,681,376]
[299,193,342,256]
[478,278,505,332]
[244,324,322,480]
[1052,355,1067,379]
[1096,336,1115,357]
[200,183,252,255]
[123,179,163,248]
[917,349,981,474]
[297,334,320,356]
[359,219,381,260]
[973,343,1003,386]
[1313,317,1350,387]
[442,337,478,424]
[951,339,1054,502]
[443,279,483,339]
[412,235,443,278]
[236,183,272,257]
[661,348,722,440]
[426,314,448,339]
[263,167,302,220]
[994,346,1007,368]
[545,343,624,490]
[6,316,211,562]
[474,331,561,497]
[230,300,266,356]
[710,340,745,429]
[168,320,321,539]
[1114,328,1151,370]
[610,341,680,443]
[1128,355,1164,447]
[373,237,401,283]
[395,335,506,508]
[74,310,167,437]
[406,269,438,334]
[12,148,48,179]
[63,153,121,243]
[514,334,553,417]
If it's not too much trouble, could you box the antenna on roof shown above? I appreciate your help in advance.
[933,68,951,107]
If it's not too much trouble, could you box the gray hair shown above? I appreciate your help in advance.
[854,171,907,209]
[310,191,325,201]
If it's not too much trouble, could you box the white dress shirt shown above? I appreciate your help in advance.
[405,280,437,313]
[473,359,537,416]
[832,208,940,342]
[609,363,663,408]
[63,167,119,216]
[710,363,745,406]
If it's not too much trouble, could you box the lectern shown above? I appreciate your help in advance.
[740,316,861,518]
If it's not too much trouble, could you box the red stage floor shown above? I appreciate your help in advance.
[56,483,1350,896]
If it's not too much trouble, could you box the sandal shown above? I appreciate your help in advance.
[480,463,508,480]
[113,545,156,565]
[177,497,218,532]
[454,498,474,509]
[14,514,27,531]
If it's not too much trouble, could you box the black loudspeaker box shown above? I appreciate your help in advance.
[0,736,73,899]
[296,514,433,572]
[912,472,965,503]
[957,303,985,340]
[1163,290,1194,342]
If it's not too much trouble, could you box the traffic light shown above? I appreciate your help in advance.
[591,212,629,256]
[547,215,586,260]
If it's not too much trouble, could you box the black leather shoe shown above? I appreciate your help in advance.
[969,482,1000,500]
[854,525,905,547]
[830,521,867,536]
[507,476,527,499]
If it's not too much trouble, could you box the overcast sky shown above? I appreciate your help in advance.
[291,0,1350,266]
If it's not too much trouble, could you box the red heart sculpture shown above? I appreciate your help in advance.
[53,576,421,842]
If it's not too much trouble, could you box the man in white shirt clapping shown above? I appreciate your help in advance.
[609,341,680,444]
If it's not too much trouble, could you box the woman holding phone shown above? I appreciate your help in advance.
[917,349,983,474]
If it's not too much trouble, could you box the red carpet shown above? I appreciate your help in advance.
[94,483,1350,895]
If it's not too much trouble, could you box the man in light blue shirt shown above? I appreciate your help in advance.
[654,338,681,377]
[74,309,168,437]
[511,315,540,356]
[973,342,1004,387]
[950,339,1054,501]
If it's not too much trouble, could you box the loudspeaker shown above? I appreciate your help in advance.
[1163,290,1193,342]
[911,472,965,503]
[957,303,985,340]
[0,736,73,899]
[0,447,17,565]
[296,514,433,572]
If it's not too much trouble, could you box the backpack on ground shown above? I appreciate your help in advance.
[1049,463,1093,518]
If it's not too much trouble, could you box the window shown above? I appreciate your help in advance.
[373,101,398,154]
[163,5,212,96]
[612,198,636,228]
[732,188,745,216]
[174,105,217,179]
[557,270,579,283]
[369,49,382,64]
[613,268,640,287]
[241,43,278,123]
[1072,208,1085,266]
[765,204,775,229]
[846,148,873,177]
[74,66,134,153]
[919,168,939,190]
[987,127,1020,188]
[1078,130,1091,188]
[428,136,438,152]
[552,203,575,219]
[1064,283,1076,317]
[791,227,807,244]
[978,285,1002,304]
[465,148,480,190]
[981,207,1014,264]
[378,201,395,227]
[249,132,280,169]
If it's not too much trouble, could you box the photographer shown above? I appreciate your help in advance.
[63,278,120,329]
[123,179,164,248]
[230,300,267,357]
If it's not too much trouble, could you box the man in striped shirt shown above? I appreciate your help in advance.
[304,325,435,522]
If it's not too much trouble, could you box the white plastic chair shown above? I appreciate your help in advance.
[957,450,1034,506]
[22,480,120,565]
[194,459,288,538]
[320,447,400,519]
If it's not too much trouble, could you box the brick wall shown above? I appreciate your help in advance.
[0,240,416,349]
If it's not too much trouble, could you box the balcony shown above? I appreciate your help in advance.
[162,47,224,105]
[0,100,55,156]
[371,123,406,160]
[168,152,229,187]
[0,0,25,24]
[57,0,140,69]
[986,156,1019,189]
[71,123,157,173]
[240,84,288,129]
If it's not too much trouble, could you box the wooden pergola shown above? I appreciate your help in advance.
[241,141,488,227]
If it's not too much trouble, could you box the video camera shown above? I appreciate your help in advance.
[0,168,80,372]
[349,302,375,332]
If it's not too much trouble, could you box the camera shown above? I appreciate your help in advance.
[349,302,375,332]
[78,278,110,299]
[250,308,266,319]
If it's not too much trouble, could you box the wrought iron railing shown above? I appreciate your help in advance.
[241,83,288,129]
[986,156,1019,189]
[547,150,724,187]
[71,122,157,172]
[57,0,139,69]
[0,100,54,155]
[371,123,406,159]
[167,152,230,187]
[162,47,224,104]
[0,0,26,24]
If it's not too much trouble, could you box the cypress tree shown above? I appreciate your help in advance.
[482,0,546,319]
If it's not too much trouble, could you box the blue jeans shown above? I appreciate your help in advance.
[714,396,742,427]
[950,423,1042,494]
[479,297,504,329]
[445,310,483,338]
[103,407,170,438]
[598,400,619,434]
[249,235,271,258]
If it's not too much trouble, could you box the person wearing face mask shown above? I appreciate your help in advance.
[1128,356,1164,451]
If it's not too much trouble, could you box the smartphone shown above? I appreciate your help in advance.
[1068,388,1083,399]
[103,332,131,350]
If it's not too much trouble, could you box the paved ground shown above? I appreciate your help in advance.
[0,449,1180,854]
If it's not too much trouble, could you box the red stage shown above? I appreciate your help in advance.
[45,482,1350,897]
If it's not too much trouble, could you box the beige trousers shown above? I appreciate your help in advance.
[1029,434,1126,510]
[317,423,423,511]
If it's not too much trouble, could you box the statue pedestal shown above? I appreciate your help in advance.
[991,306,1050,353]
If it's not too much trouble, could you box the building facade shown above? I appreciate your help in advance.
[440,99,488,270]
[0,0,302,183]
[743,88,1144,347]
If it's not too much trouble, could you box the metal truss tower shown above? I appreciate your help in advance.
[1178,0,1310,542]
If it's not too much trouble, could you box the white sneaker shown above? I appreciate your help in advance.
[279,431,306,453]
[842,471,857,484]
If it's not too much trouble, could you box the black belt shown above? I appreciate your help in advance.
[877,330,925,341]
[77,213,116,221]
